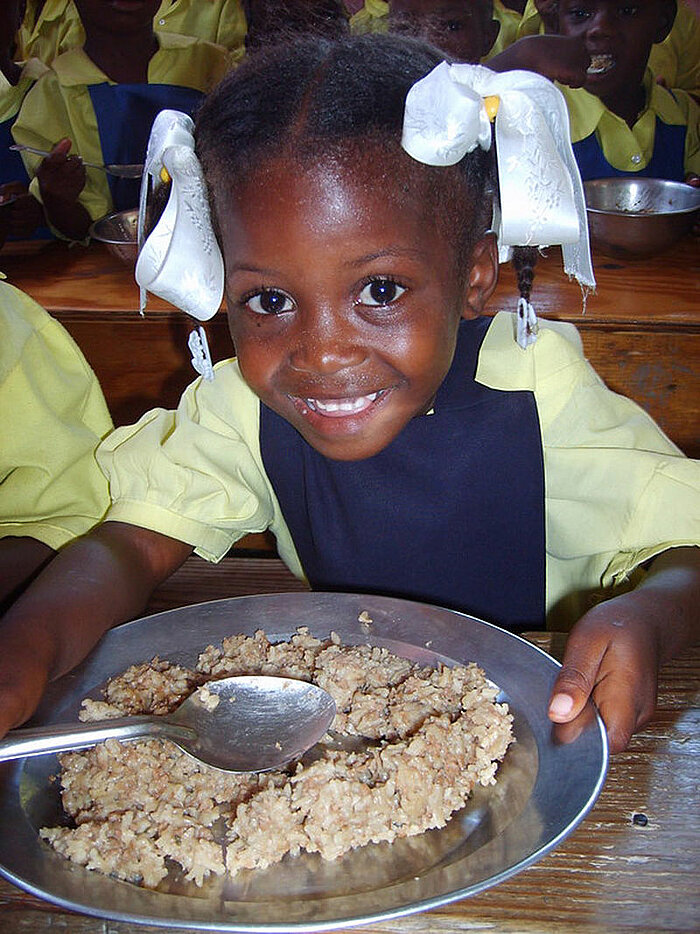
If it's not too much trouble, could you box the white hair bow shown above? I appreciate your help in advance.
[135,109,224,324]
[402,62,595,345]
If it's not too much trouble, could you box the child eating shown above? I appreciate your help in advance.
[11,0,229,240]
[0,35,697,756]
[548,0,699,180]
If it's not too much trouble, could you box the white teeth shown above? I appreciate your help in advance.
[306,391,379,414]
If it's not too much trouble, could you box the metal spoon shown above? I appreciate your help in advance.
[9,144,144,179]
[0,676,337,773]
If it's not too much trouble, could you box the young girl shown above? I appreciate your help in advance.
[0,35,698,756]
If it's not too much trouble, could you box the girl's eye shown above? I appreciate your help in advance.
[244,288,294,315]
[357,278,406,307]
[619,4,638,14]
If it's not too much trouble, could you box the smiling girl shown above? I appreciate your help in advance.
[0,34,698,755]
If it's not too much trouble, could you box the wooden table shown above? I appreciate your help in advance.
[0,553,698,933]
[1,236,698,456]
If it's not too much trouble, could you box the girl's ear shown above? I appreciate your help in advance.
[461,232,499,320]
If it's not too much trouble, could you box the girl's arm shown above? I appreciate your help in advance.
[0,521,193,739]
[548,546,700,753]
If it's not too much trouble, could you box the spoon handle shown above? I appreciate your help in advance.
[0,716,194,762]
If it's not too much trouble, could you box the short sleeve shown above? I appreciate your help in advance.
[96,362,294,565]
[0,281,113,548]
[476,312,700,626]
[532,321,700,618]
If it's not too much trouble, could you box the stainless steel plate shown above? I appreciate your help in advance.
[0,592,608,931]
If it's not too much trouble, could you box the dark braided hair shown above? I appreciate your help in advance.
[196,33,536,298]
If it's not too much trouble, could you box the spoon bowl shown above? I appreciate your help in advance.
[0,676,337,773]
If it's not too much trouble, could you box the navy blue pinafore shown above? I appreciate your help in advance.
[573,118,687,181]
[260,317,546,632]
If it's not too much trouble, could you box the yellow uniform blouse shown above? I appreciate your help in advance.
[559,68,700,176]
[97,312,700,630]
[0,278,113,548]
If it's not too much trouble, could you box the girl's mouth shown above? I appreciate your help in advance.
[291,390,385,419]
[587,53,615,76]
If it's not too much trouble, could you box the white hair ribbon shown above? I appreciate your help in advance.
[135,109,224,325]
[402,62,595,340]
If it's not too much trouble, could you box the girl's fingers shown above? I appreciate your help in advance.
[548,633,606,723]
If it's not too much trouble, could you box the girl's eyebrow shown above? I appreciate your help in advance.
[346,247,427,266]
[226,263,281,276]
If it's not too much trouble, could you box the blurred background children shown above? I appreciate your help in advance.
[11,0,230,241]
[0,277,113,614]
[389,0,500,62]
[18,0,248,64]
[551,0,699,181]
[16,0,82,64]
[520,0,699,99]
[0,0,48,241]
[243,0,349,50]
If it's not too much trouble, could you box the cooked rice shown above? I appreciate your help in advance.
[40,627,513,888]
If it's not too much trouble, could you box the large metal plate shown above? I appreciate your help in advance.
[0,592,608,931]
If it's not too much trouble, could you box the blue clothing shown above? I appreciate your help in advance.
[0,117,29,185]
[573,118,688,182]
[87,82,204,212]
[260,317,546,632]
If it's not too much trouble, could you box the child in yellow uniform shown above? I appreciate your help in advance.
[0,34,697,758]
[12,0,229,240]
[518,0,699,98]
[0,0,47,240]
[549,0,699,180]
[16,0,82,63]
[153,0,247,62]
[0,277,113,611]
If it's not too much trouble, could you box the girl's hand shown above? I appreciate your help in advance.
[548,548,700,753]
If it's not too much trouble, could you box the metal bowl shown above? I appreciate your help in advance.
[584,178,700,259]
[88,208,139,264]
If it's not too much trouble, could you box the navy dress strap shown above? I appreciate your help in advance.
[87,83,204,211]
[573,119,687,181]
[260,317,546,632]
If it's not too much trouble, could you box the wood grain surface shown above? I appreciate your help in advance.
[0,555,698,934]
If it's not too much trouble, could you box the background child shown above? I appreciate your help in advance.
[389,0,500,62]
[550,0,699,181]
[0,35,697,756]
[243,0,349,50]
[0,278,113,613]
[11,0,229,240]
[0,0,48,241]
[16,0,83,64]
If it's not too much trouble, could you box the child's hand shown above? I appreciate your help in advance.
[489,35,591,88]
[548,548,700,753]
[34,137,92,240]
[0,182,46,243]
[36,137,86,205]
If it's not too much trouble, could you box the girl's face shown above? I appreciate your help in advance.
[557,0,674,99]
[220,154,497,462]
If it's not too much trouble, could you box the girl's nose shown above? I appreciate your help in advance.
[288,307,366,375]
[587,7,615,36]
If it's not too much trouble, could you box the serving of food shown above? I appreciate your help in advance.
[40,627,514,889]
[0,592,607,931]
